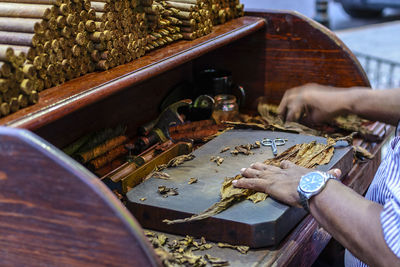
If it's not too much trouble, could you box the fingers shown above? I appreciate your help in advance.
[250,162,268,171]
[233,178,267,192]
[328,168,342,178]
[240,167,261,178]
[280,160,296,169]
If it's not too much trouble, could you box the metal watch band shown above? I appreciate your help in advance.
[298,191,310,212]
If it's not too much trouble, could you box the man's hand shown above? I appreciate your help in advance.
[278,83,348,125]
[233,160,341,208]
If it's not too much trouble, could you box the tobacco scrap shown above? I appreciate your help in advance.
[210,156,224,166]
[217,242,250,254]
[158,186,179,198]
[156,153,196,172]
[153,172,171,180]
[204,254,230,267]
[164,138,344,225]
[353,145,374,161]
[220,146,230,153]
[145,232,227,267]
[112,189,123,200]
[140,197,147,201]
[231,142,261,156]
[188,178,198,184]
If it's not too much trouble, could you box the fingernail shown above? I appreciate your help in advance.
[334,169,341,177]
[232,180,237,185]
[240,168,246,173]
[250,163,254,167]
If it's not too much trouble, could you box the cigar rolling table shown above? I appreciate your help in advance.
[0,9,392,267]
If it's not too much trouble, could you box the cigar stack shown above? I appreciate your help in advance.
[90,0,148,70]
[0,0,96,116]
[210,0,244,25]
[141,0,181,52]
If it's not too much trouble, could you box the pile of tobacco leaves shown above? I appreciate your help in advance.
[145,231,233,267]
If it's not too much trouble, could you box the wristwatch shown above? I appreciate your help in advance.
[297,171,336,212]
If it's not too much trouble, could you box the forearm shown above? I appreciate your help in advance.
[340,88,400,126]
[309,180,399,266]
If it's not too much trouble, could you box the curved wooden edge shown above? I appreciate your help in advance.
[246,8,369,88]
[1,17,266,131]
[0,126,160,266]
[241,9,370,106]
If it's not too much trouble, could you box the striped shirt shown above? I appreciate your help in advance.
[345,136,400,267]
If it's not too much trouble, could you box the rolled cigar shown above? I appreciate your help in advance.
[89,31,104,42]
[22,63,36,78]
[0,17,45,33]
[66,14,76,26]
[0,78,8,93]
[0,3,54,20]
[90,1,109,12]
[20,78,33,94]
[0,45,14,62]
[0,31,39,47]
[17,94,28,108]
[165,1,197,11]
[96,59,108,70]
[166,0,200,4]
[0,61,11,77]
[9,97,19,113]
[88,144,127,170]
[0,0,62,6]
[86,40,94,52]
[182,31,196,40]
[29,90,39,104]
[85,20,96,32]
[56,15,66,28]
[0,102,10,116]
[87,9,96,20]
[95,21,105,31]
[83,0,91,11]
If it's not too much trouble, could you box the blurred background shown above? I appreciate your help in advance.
[242,0,400,89]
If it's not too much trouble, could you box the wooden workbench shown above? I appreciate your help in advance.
[0,9,390,267]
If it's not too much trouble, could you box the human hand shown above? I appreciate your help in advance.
[233,161,341,208]
[278,83,347,125]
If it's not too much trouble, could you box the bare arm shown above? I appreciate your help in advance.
[234,162,400,267]
[278,84,400,126]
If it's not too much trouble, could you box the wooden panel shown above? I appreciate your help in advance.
[0,17,266,131]
[194,10,370,109]
[0,127,160,267]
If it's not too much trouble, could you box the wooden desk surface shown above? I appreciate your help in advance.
[150,122,392,267]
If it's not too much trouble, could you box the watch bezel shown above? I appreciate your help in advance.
[299,171,326,194]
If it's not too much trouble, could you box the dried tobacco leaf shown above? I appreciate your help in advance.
[210,156,224,166]
[353,145,374,160]
[158,186,179,198]
[217,242,250,254]
[140,197,147,201]
[153,172,171,180]
[164,138,344,225]
[204,254,230,267]
[188,178,198,184]
[220,147,230,153]
[156,154,196,172]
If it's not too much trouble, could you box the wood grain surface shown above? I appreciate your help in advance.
[0,127,160,267]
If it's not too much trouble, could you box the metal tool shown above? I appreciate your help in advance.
[261,138,286,156]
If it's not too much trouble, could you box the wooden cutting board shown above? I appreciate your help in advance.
[126,130,353,248]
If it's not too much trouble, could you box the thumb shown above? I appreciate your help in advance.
[328,168,342,178]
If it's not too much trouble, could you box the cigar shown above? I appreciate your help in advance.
[0,17,46,33]
[0,31,40,47]
[0,61,12,77]
[0,0,62,6]
[0,3,54,20]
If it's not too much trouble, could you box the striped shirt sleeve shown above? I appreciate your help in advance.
[381,184,400,257]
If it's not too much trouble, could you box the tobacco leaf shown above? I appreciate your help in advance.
[217,243,250,254]
[204,254,230,267]
[156,154,196,172]
[188,178,198,184]
[153,172,171,180]
[164,138,343,225]
[158,186,179,198]
[146,232,226,267]
[353,145,374,161]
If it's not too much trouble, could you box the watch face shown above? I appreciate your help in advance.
[300,172,325,193]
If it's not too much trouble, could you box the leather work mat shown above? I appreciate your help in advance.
[126,130,353,248]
